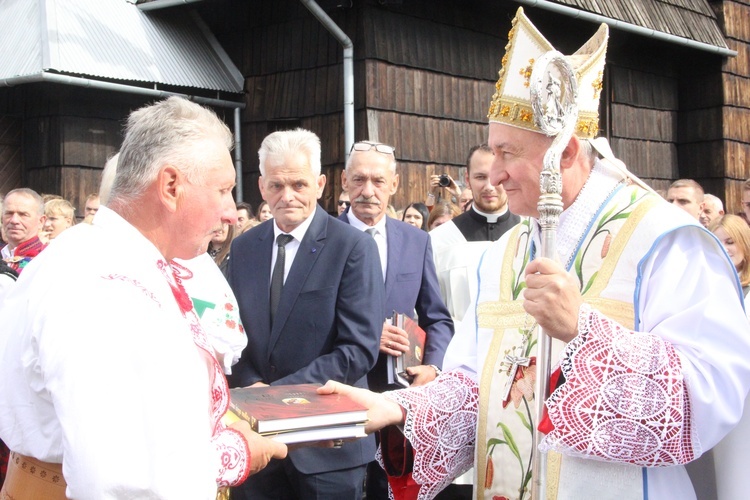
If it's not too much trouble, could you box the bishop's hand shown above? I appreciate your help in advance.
[523,257,582,343]
[317,380,404,434]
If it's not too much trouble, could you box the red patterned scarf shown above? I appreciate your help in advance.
[4,236,46,273]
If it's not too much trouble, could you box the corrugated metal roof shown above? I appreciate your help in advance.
[0,0,244,93]
[550,0,728,49]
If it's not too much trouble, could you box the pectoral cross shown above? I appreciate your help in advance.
[501,346,531,402]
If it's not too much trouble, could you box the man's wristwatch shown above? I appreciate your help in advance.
[428,364,442,377]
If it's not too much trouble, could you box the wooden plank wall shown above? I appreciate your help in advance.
[608,62,680,193]
[20,85,130,214]
[23,114,119,214]
[228,0,502,213]
[356,3,498,211]
[211,0,750,214]
[714,0,750,214]
[0,115,22,197]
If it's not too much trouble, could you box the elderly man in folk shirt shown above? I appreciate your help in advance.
[0,97,286,499]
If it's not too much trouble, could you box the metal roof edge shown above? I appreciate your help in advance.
[515,0,737,57]
[0,71,246,109]
[189,10,245,92]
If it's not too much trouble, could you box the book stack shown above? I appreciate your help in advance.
[387,312,427,388]
[228,383,368,444]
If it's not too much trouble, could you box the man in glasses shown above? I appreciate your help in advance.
[340,140,453,500]
[336,191,350,216]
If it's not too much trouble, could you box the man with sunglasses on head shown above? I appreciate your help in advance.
[340,140,453,500]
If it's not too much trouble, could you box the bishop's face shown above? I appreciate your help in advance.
[487,123,550,218]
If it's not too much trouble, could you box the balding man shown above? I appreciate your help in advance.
[700,193,725,228]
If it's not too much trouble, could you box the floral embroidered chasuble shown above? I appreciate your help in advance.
[381,163,717,500]
[476,185,657,499]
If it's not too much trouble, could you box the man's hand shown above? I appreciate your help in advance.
[380,322,409,356]
[318,380,404,434]
[406,364,438,386]
[229,420,287,475]
[523,257,583,343]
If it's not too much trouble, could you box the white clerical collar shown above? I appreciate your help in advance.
[472,205,508,224]
[273,208,315,244]
[532,159,625,268]
[346,210,388,238]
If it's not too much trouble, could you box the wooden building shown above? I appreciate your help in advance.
[1,0,749,215]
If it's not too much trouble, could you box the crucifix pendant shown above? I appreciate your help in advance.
[501,347,531,402]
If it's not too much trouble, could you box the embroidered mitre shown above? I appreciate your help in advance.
[487,7,608,139]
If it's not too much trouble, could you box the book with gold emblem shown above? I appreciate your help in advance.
[227,383,368,444]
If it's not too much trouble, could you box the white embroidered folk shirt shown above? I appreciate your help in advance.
[0,206,249,498]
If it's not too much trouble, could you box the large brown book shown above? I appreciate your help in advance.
[228,383,368,444]
[387,313,427,388]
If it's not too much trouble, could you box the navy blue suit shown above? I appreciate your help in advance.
[339,212,454,392]
[228,206,384,498]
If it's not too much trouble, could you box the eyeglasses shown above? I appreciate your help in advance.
[350,142,396,155]
[338,201,351,207]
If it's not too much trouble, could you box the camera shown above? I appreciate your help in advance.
[438,174,451,187]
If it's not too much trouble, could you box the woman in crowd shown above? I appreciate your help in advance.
[257,201,273,222]
[427,200,461,231]
[710,214,750,301]
[208,222,235,277]
[41,198,76,242]
[402,202,429,231]
[708,213,750,500]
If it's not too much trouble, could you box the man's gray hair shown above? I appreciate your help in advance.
[3,188,44,215]
[109,97,233,206]
[704,193,724,212]
[345,141,397,175]
[258,128,321,177]
[580,139,598,165]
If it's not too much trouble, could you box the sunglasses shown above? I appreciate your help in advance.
[350,142,396,155]
[338,201,351,207]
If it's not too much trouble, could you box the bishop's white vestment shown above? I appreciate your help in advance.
[380,161,750,500]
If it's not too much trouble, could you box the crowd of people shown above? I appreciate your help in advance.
[1,6,750,500]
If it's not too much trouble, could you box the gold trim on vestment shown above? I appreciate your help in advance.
[475,224,524,499]
[546,451,562,500]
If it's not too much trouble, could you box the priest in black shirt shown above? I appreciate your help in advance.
[429,143,520,327]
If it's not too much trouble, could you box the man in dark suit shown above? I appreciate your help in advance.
[340,140,454,499]
[227,129,384,500]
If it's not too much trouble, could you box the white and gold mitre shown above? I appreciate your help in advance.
[487,7,608,139]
